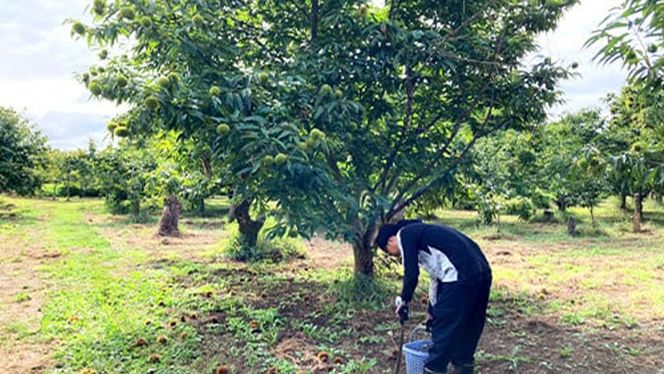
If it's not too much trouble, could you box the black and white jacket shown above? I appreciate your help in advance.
[396,223,491,306]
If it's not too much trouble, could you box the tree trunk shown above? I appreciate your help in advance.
[620,192,627,211]
[131,198,141,220]
[310,0,319,41]
[65,177,71,201]
[555,195,567,212]
[633,192,642,233]
[389,199,406,223]
[157,194,181,237]
[567,217,577,237]
[201,156,212,177]
[496,213,501,235]
[352,241,374,277]
[590,206,595,227]
[198,197,205,216]
[351,219,382,277]
[231,199,264,248]
[543,210,554,223]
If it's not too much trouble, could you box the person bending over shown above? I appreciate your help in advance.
[376,220,492,374]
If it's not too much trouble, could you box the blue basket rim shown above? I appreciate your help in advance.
[403,339,432,358]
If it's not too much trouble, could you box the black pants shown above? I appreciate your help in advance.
[425,272,492,372]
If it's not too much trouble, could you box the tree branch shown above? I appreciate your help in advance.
[325,153,344,182]
[288,0,309,17]
[372,65,417,194]
[389,0,402,20]
[371,11,491,198]
[311,0,319,41]
[383,19,514,219]
[392,133,481,215]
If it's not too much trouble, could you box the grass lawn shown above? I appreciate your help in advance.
[0,195,662,373]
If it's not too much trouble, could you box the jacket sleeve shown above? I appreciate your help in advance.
[398,227,419,304]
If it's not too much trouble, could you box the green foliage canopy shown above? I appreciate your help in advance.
[72,0,575,274]
[0,106,48,195]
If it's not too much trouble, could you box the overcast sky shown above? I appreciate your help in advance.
[0,0,625,150]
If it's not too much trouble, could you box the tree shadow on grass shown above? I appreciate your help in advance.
[141,255,664,374]
[0,202,38,227]
[145,258,406,373]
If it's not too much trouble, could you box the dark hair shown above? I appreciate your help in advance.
[375,219,422,250]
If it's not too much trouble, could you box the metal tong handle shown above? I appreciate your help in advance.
[409,324,430,341]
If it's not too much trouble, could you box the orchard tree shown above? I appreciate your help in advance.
[265,0,575,275]
[41,149,65,198]
[603,85,663,226]
[568,145,608,226]
[465,129,546,225]
[144,131,222,235]
[71,0,316,248]
[587,0,663,86]
[534,109,607,212]
[60,151,83,199]
[176,140,221,216]
[96,140,157,221]
[41,141,102,198]
[144,132,185,236]
[589,0,664,222]
[0,106,48,195]
[72,0,574,275]
[460,110,609,226]
[79,140,101,196]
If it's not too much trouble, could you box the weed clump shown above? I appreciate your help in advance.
[223,226,305,263]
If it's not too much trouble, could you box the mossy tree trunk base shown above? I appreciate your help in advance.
[157,195,181,237]
[231,199,264,248]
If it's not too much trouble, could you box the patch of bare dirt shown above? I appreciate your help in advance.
[0,239,55,372]
[295,235,353,271]
[482,233,520,241]
[88,212,226,262]
[478,312,664,373]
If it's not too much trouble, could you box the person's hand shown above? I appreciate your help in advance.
[425,312,433,332]
[396,303,409,323]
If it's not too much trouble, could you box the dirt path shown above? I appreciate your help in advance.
[0,208,56,373]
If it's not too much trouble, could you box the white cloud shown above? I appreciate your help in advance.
[532,0,627,116]
[0,77,126,150]
[38,112,112,151]
[0,79,123,117]
[0,0,123,150]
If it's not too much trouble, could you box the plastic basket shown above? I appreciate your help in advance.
[403,339,432,374]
